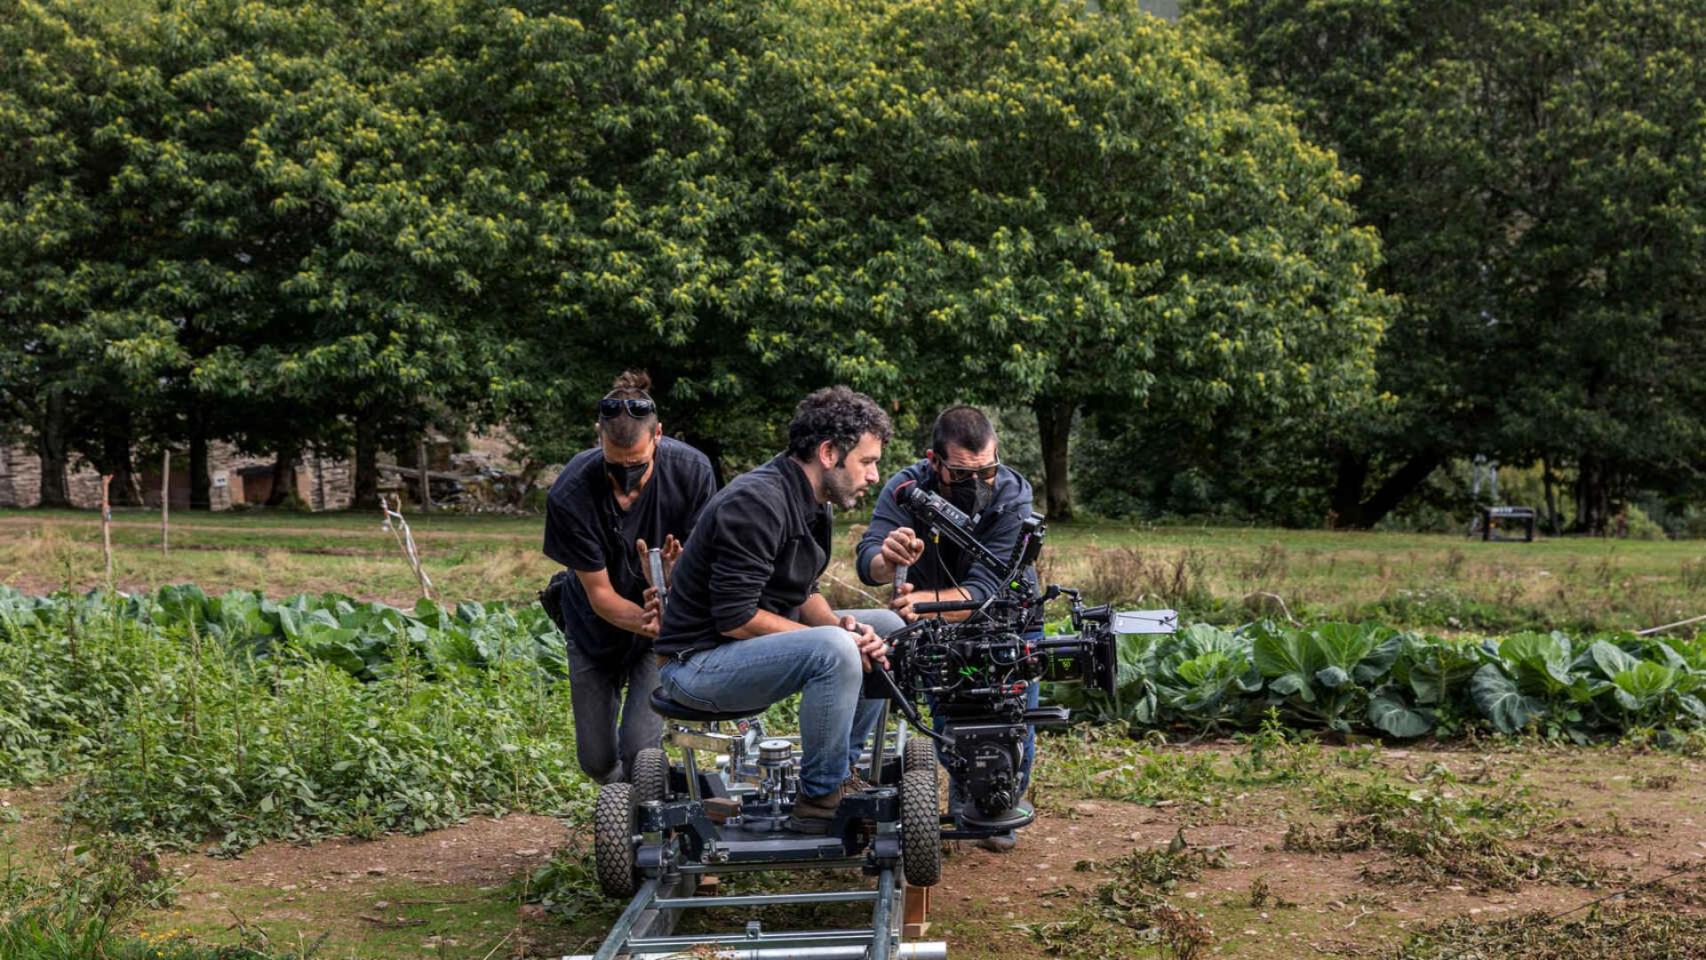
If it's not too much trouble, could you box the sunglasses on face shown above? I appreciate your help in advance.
[598,396,656,419]
[940,459,1000,483]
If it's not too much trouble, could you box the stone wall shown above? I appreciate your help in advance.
[0,442,357,511]
[1,444,45,508]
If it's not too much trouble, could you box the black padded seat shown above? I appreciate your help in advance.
[649,687,752,723]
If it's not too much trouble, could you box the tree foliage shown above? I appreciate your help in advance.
[757,0,1390,516]
[9,0,1693,532]
[1189,0,1706,529]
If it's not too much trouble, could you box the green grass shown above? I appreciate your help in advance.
[5,508,1704,633]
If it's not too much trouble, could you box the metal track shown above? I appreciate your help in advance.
[571,861,945,960]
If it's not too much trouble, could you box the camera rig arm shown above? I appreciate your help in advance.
[897,484,1046,616]
[899,484,1009,576]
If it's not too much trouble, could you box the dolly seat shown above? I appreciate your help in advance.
[649,687,752,723]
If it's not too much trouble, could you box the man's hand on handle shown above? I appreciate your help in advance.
[888,582,919,623]
[638,586,661,638]
[839,614,890,672]
[881,527,927,571]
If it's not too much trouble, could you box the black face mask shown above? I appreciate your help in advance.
[605,459,649,494]
[945,476,994,518]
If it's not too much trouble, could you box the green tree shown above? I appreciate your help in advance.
[1191,0,1706,529]
[0,0,151,506]
[770,0,1390,517]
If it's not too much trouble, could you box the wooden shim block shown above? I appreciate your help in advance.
[902,884,931,938]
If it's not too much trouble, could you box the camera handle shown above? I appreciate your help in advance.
[869,665,956,749]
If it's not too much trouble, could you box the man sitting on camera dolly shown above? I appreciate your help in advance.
[654,386,906,835]
[856,405,1040,851]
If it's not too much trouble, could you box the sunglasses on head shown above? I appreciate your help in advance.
[939,458,1000,483]
[598,395,656,419]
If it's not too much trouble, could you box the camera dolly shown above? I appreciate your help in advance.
[574,690,946,960]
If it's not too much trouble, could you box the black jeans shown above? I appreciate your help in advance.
[565,640,662,786]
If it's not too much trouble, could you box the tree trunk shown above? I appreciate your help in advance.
[678,430,726,489]
[353,417,379,507]
[188,406,211,510]
[1034,396,1075,521]
[1572,454,1610,535]
[100,416,142,506]
[1541,456,1560,533]
[265,448,298,507]
[1328,452,1444,529]
[1328,450,1370,528]
[1357,454,1445,528]
[37,387,71,508]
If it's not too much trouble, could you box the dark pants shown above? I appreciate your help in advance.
[565,641,662,786]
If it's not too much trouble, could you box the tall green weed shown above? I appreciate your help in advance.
[0,586,591,853]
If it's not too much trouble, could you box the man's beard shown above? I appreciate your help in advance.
[821,467,863,510]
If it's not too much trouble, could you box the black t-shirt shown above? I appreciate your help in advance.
[542,436,717,663]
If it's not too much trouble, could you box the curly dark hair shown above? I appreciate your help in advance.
[786,386,892,462]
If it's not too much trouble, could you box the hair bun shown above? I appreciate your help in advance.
[612,369,652,393]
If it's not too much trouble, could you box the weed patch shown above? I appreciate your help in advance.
[1286,776,1600,892]
[1026,845,1221,960]
[1390,897,1706,959]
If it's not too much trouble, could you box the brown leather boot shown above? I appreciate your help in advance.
[785,786,845,835]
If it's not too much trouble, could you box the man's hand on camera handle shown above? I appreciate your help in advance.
[872,526,927,582]
[889,582,919,623]
[637,586,662,639]
[839,614,890,672]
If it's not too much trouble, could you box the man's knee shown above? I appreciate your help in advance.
[803,628,862,683]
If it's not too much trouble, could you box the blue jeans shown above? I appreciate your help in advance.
[659,608,905,798]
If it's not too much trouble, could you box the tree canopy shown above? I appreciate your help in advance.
[1189,0,1706,530]
[4,0,1697,533]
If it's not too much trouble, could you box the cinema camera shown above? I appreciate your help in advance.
[873,485,1120,831]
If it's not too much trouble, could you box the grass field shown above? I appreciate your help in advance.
[3,506,1703,634]
[3,505,1705,960]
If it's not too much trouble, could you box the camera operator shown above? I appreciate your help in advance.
[655,386,904,835]
[542,371,717,785]
[857,405,1039,851]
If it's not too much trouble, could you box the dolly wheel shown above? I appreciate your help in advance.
[903,734,937,775]
[594,782,638,898]
[632,747,669,806]
[900,768,942,887]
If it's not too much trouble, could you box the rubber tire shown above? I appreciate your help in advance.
[900,768,942,887]
[632,747,669,806]
[903,734,937,775]
[594,782,638,898]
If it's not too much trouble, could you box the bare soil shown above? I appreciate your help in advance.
[4,744,1669,959]
[166,814,571,891]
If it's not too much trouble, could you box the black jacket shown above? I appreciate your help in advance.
[855,460,1037,602]
[655,454,832,659]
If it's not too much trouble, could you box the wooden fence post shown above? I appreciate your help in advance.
[161,450,170,554]
[101,474,114,578]
[418,437,433,512]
